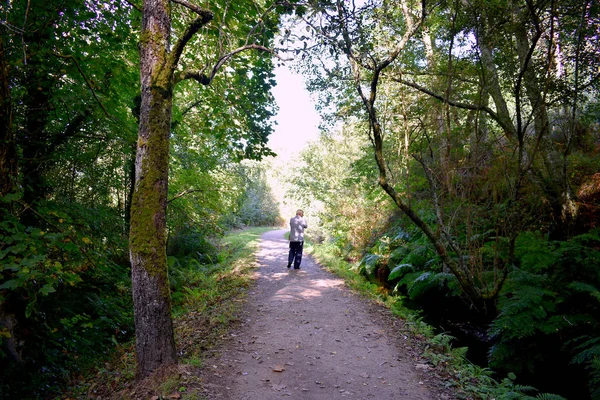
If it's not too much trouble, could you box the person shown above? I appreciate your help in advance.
[288,209,307,269]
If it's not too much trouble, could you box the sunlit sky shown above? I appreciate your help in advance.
[268,65,320,156]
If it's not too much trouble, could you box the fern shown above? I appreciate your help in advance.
[388,263,414,281]
[515,232,558,273]
[535,394,568,400]
[400,244,436,269]
[489,269,560,341]
[388,246,409,265]
[406,271,458,300]
[590,357,600,400]
[355,253,382,276]
[392,227,410,242]
[489,373,567,400]
[569,281,600,303]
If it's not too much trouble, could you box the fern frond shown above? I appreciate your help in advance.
[389,246,409,264]
[388,263,414,281]
[535,393,567,400]
[513,384,538,393]
[571,336,600,364]
[355,253,381,276]
[569,281,600,303]
[393,228,410,241]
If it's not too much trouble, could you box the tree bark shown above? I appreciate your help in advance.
[0,37,16,197]
[129,0,177,378]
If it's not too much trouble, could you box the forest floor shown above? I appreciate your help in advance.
[194,229,457,400]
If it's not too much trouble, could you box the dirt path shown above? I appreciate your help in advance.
[201,229,452,399]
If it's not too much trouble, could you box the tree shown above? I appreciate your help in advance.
[287,0,599,311]
[1,2,140,395]
[131,0,281,377]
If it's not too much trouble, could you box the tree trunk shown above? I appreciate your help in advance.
[0,37,16,198]
[129,0,177,378]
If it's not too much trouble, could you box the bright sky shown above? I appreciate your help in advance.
[269,65,320,156]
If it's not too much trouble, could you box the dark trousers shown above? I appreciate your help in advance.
[288,241,304,268]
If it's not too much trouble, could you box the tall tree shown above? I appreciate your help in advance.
[131,0,281,377]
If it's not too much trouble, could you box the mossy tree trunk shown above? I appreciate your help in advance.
[130,0,273,377]
[129,0,177,378]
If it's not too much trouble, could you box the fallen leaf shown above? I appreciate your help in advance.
[273,365,285,372]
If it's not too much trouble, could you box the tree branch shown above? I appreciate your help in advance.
[174,44,291,85]
[171,0,213,17]
[394,77,516,136]
[123,0,141,12]
[54,53,110,118]
[170,13,214,72]
[167,188,203,204]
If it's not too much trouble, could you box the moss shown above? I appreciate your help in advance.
[130,71,174,300]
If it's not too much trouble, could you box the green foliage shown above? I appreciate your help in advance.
[355,253,383,276]
[229,161,281,227]
[404,272,460,301]
[0,199,133,398]
[313,238,566,399]
[388,263,414,281]
[489,229,600,398]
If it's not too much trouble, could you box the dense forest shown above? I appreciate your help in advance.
[1,0,599,399]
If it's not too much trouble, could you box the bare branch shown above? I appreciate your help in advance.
[167,188,203,204]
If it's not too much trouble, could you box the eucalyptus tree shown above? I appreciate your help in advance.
[130,0,282,377]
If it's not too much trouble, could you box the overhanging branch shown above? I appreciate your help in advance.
[171,0,213,17]
[167,188,203,204]
[174,44,291,85]
[395,77,516,136]
[54,53,110,118]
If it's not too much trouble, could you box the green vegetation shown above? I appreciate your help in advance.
[310,242,569,400]
[0,0,280,393]
[0,0,598,399]
[55,227,270,399]
[279,1,600,397]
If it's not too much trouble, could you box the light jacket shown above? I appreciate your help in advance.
[289,216,307,242]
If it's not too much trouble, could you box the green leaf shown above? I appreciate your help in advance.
[388,263,414,281]
[0,280,18,290]
[40,283,57,296]
[25,301,36,318]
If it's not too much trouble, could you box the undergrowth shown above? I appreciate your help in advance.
[61,227,271,400]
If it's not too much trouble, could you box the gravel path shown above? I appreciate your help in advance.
[201,229,448,399]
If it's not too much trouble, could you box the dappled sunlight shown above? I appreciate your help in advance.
[272,284,324,302]
[312,278,344,289]
[252,229,348,305]
[255,269,288,283]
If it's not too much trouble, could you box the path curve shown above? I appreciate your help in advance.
[202,229,445,399]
